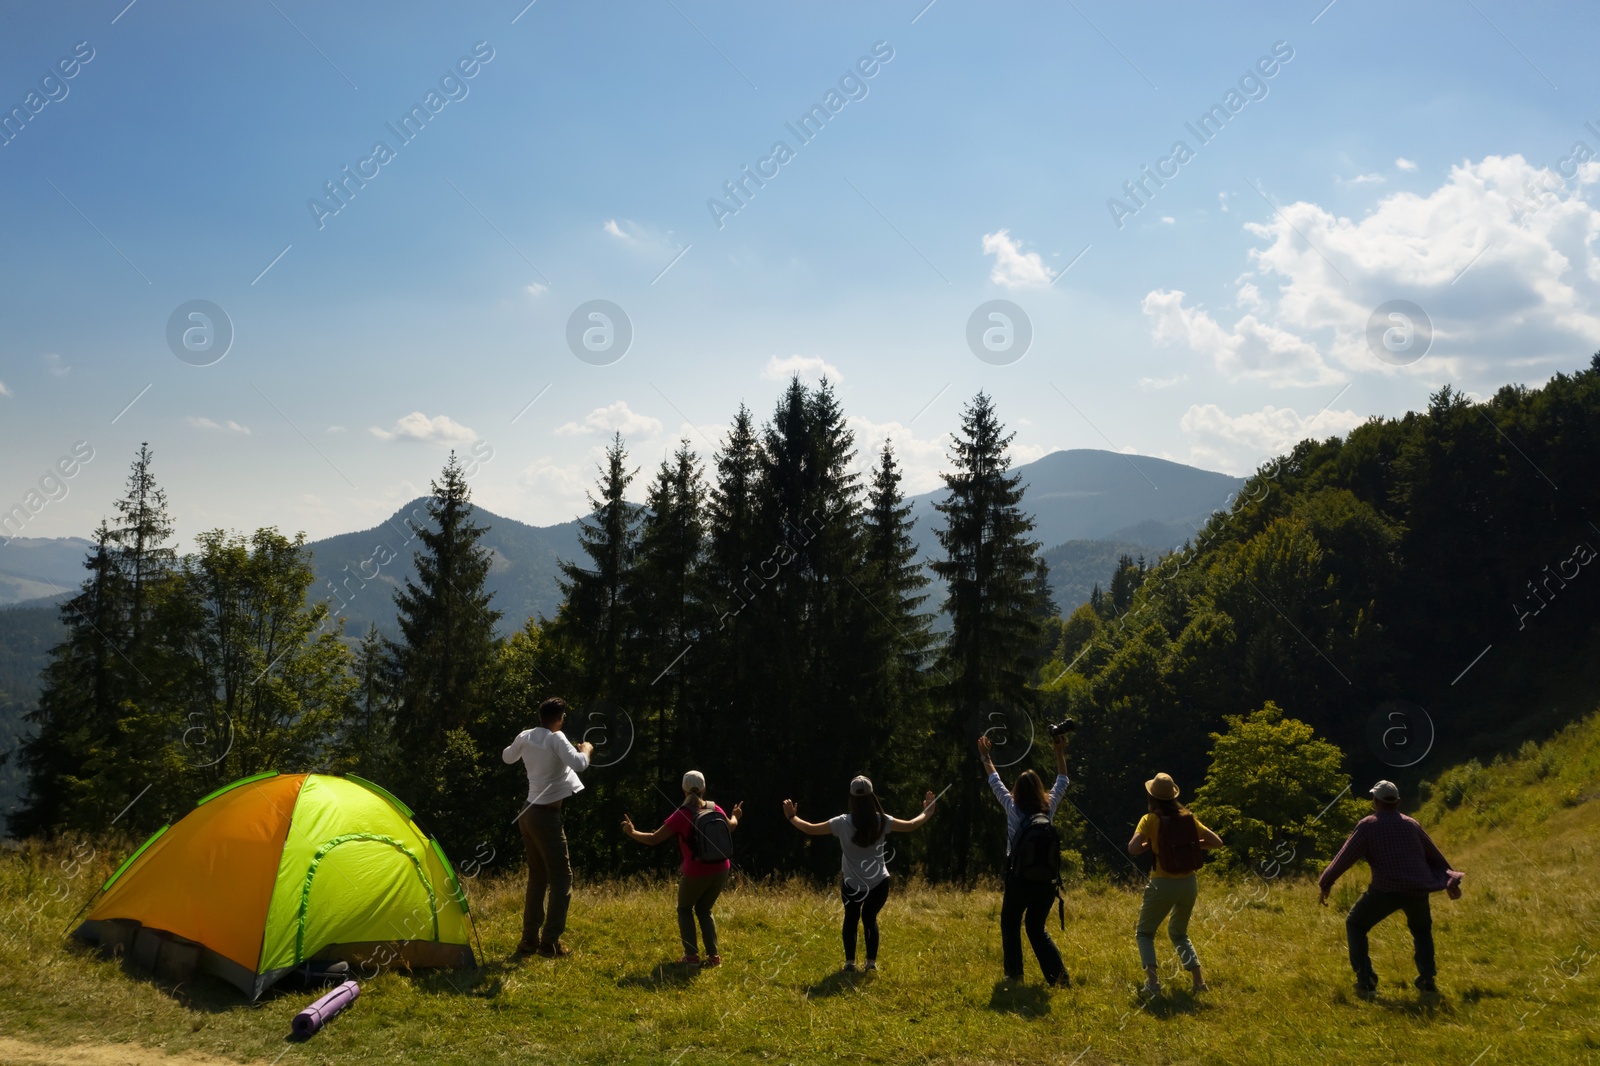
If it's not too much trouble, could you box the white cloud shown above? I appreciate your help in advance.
[1241,154,1600,378]
[44,353,70,377]
[1138,374,1187,390]
[1142,289,1343,387]
[847,416,951,495]
[603,218,630,240]
[525,283,548,298]
[1145,155,1600,389]
[518,458,591,521]
[981,229,1055,288]
[1180,403,1365,473]
[369,412,479,444]
[1160,216,1175,224]
[554,400,663,438]
[1219,191,1231,213]
[0,379,10,397]
[1339,172,1386,186]
[762,354,842,384]
[326,425,347,434]
[187,416,251,435]
[1396,157,1418,172]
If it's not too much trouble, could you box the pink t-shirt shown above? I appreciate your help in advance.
[665,804,732,877]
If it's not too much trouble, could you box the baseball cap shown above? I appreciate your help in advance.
[1369,779,1400,802]
[682,770,706,793]
[849,775,873,796]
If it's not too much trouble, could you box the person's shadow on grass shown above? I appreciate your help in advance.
[806,969,876,998]
[1136,989,1212,1019]
[987,979,1050,1018]
[617,960,703,990]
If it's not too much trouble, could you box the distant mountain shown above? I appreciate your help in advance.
[0,537,95,606]
[904,449,1242,557]
[1041,538,1168,614]
[304,505,583,641]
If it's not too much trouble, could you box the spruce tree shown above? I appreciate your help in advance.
[555,433,640,703]
[386,453,502,831]
[628,440,706,780]
[930,392,1050,877]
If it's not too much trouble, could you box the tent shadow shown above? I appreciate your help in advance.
[987,979,1050,1018]
[617,961,703,990]
[806,970,875,998]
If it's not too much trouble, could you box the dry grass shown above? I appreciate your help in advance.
[3,719,1599,1064]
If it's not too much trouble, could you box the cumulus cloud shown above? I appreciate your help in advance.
[1143,289,1343,387]
[369,412,479,444]
[526,283,548,297]
[554,400,663,438]
[1396,157,1418,172]
[603,218,630,240]
[45,353,71,377]
[1144,155,1600,388]
[762,354,842,384]
[188,416,251,435]
[1181,402,1366,473]
[847,417,951,496]
[981,229,1055,288]
[518,458,593,522]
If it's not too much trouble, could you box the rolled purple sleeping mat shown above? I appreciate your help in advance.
[292,979,360,1038]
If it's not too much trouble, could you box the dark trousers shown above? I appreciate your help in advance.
[842,879,890,962]
[517,803,571,950]
[1346,889,1434,979]
[1000,877,1066,982]
[677,870,729,957]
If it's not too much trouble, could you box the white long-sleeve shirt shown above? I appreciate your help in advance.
[987,770,1069,854]
[502,726,590,806]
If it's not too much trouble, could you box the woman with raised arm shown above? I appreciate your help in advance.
[1126,772,1223,996]
[621,771,743,967]
[784,776,936,972]
[979,731,1072,987]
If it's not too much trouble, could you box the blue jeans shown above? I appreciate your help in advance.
[1135,875,1200,972]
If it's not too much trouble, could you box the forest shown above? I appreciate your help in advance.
[11,359,1600,884]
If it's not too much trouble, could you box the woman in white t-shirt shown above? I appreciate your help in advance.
[783,776,935,972]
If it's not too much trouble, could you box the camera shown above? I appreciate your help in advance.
[1048,718,1077,737]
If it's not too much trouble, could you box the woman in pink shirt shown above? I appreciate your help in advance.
[622,770,743,966]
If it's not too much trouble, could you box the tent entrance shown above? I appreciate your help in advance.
[293,833,440,965]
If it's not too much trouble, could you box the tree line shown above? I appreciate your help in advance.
[15,358,1599,882]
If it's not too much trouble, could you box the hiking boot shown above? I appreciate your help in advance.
[703,954,722,968]
[514,942,540,958]
[536,940,571,959]
[1050,972,1072,988]
[863,960,878,972]
[1141,978,1161,998]
[1354,972,1379,997]
[676,953,701,966]
[842,961,858,973]
[1414,975,1438,994]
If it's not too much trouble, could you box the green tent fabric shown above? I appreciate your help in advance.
[74,772,477,998]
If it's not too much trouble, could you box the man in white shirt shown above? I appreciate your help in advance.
[502,696,593,957]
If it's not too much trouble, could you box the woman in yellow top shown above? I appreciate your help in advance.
[1126,772,1223,996]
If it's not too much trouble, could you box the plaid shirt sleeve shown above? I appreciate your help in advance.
[1319,819,1368,892]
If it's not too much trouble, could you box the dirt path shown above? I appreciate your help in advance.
[0,1037,257,1066]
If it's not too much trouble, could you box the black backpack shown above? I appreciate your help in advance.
[1010,812,1066,929]
[690,804,734,864]
[1010,812,1062,884]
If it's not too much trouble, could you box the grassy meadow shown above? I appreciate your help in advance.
[3,717,1599,1065]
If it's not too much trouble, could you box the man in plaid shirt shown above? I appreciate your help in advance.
[1319,780,1464,996]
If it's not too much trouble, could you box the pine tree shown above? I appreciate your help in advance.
[930,392,1051,878]
[555,433,640,703]
[628,440,706,779]
[858,440,937,863]
[16,446,180,835]
[386,453,502,830]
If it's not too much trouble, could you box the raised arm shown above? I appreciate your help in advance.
[552,730,593,772]
[1053,732,1068,777]
[727,801,744,831]
[620,813,674,846]
[501,730,528,764]
[783,798,832,836]
[890,790,937,832]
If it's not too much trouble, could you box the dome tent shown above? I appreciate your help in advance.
[74,772,477,999]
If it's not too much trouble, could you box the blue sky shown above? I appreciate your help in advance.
[3,0,1598,547]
